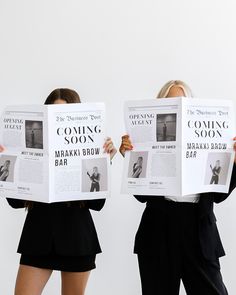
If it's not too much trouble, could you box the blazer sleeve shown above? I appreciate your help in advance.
[133,195,163,203]
[213,163,236,204]
[6,198,25,209]
[85,199,106,211]
[134,195,148,203]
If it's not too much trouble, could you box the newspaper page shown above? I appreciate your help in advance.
[121,98,182,196]
[182,98,235,195]
[0,103,109,202]
[47,103,109,202]
[0,105,50,202]
[121,98,235,197]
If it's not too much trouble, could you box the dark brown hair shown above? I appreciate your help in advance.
[44,88,81,105]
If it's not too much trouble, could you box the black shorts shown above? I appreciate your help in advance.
[20,253,96,272]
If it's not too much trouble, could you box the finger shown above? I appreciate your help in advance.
[122,137,132,146]
[121,135,130,140]
[233,142,236,151]
[104,139,112,146]
[119,146,132,156]
[122,137,132,144]
[106,143,114,151]
[121,143,133,150]
[109,145,117,154]
[104,143,113,153]
[104,137,111,144]
[108,146,117,154]
[103,141,114,151]
[122,142,133,148]
[103,137,112,148]
[109,148,117,160]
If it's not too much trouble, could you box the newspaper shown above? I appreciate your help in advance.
[121,97,235,197]
[0,103,109,202]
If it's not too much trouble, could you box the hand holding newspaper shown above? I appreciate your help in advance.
[121,97,235,197]
[0,103,110,202]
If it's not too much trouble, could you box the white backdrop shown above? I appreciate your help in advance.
[0,0,236,294]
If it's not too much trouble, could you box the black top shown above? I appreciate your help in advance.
[132,163,142,178]
[212,166,221,176]
[90,173,100,184]
[133,164,236,260]
[7,199,105,256]
[0,165,9,181]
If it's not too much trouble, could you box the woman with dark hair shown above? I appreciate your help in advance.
[0,160,10,181]
[2,88,117,295]
[120,80,236,295]
[87,166,100,192]
[210,160,221,184]
[132,157,143,178]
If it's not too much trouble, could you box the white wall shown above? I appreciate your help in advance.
[0,0,236,294]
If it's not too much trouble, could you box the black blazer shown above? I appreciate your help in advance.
[134,164,236,261]
[7,199,105,256]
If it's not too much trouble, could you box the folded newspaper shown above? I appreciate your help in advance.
[121,97,235,197]
[0,103,110,202]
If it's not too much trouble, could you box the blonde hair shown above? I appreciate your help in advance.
[157,80,193,98]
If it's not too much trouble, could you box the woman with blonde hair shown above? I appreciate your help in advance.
[120,80,236,295]
[156,80,193,98]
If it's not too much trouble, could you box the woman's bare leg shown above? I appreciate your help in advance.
[15,265,53,295]
[61,271,90,295]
